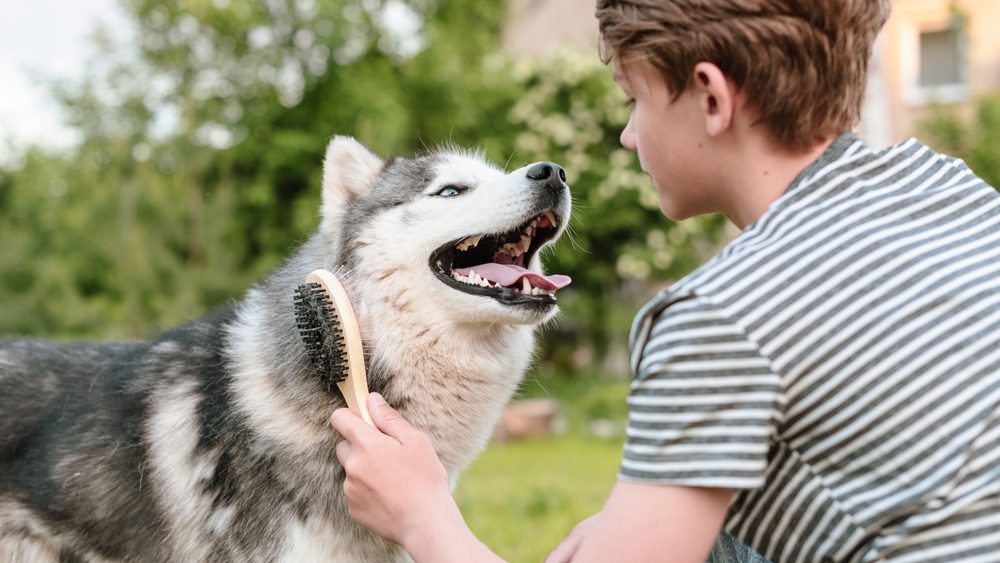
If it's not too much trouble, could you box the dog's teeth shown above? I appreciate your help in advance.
[462,271,493,288]
[544,210,557,226]
[522,278,531,293]
[503,242,520,257]
[455,234,484,251]
[519,235,531,253]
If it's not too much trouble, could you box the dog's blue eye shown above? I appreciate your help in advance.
[435,185,466,198]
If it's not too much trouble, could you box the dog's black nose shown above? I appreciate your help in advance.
[526,162,567,188]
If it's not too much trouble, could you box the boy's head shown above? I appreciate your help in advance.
[596,0,891,152]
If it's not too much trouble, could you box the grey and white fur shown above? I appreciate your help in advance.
[0,136,572,562]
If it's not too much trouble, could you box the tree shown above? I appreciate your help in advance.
[1,0,730,378]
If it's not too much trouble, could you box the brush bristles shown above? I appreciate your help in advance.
[293,282,348,391]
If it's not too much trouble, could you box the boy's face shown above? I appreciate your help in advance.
[612,58,722,220]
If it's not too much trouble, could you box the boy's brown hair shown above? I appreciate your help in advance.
[596,0,891,151]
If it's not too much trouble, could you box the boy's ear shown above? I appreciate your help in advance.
[691,62,736,137]
[322,136,384,219]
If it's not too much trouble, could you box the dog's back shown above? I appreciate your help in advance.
[0,336,164,560]
[0,306,404,562]
[0,311,241,561]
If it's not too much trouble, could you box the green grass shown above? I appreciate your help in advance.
[455,436,623,562]
[453,379,631,562]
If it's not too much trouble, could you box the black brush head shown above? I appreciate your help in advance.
[293,282,348,391]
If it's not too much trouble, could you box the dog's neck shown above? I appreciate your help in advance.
[362,293,535,473]
[225,244,535,477]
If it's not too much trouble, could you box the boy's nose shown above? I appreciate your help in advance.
[620,115,637,151]
[526,161,567,189]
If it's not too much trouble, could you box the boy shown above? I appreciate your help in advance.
[331,0,1000,561]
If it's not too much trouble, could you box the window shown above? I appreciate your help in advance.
[919,27,963,87]
[901,18,969,106]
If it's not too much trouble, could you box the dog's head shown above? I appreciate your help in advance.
[320,136,571,326]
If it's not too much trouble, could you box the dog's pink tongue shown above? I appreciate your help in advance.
[455,264,572,291]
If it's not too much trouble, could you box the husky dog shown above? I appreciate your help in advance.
[0,137,572,562]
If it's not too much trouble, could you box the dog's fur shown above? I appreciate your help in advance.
[0,137,571,562]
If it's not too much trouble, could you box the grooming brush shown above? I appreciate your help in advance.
[293,269,374,426]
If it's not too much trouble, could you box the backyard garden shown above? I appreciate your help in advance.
[2,1,998,561]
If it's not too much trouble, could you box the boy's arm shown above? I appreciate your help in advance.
[562,481,732,563]
[333,393,734,563]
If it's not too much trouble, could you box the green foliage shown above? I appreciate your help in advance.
[0,143,251,338]
[0,0,513,340]
[0,0,728,372]
[918,95,1000,190]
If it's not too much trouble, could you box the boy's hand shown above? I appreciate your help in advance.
[331,394,504,563]
[545,513,600,563]
[330,393,457,547]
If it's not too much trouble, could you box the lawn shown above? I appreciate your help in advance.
[454,380,630,562]
[455,435,623,562]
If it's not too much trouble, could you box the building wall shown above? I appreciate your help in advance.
[874,0,1000,144]
[501,0,598,57]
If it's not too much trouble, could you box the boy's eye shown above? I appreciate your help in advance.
[434,185,467,197]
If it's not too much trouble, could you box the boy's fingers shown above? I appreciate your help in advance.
[335,438,351,464]
[544,542,573,563]
[544,527,581,563]
[332,394,420,446]
[545,513,598,563]
[367,393,416,443]
[330,407,371,442]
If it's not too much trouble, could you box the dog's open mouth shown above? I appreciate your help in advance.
[430,210,571,306]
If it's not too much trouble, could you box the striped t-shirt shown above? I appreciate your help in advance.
[620,133,1000,562]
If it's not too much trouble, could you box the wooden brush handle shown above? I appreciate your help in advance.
[306,269,374,427]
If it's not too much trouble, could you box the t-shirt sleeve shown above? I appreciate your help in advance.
[619,295,783,489]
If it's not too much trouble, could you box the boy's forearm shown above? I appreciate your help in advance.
[571,481,731,563]
[402,499,506,563]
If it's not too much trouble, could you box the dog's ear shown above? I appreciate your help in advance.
[321,136,383,217]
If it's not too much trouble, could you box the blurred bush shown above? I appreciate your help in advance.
[918,94,1000,190]
[0,0,728,375]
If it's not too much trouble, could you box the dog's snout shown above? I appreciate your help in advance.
[526,161,567,188]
